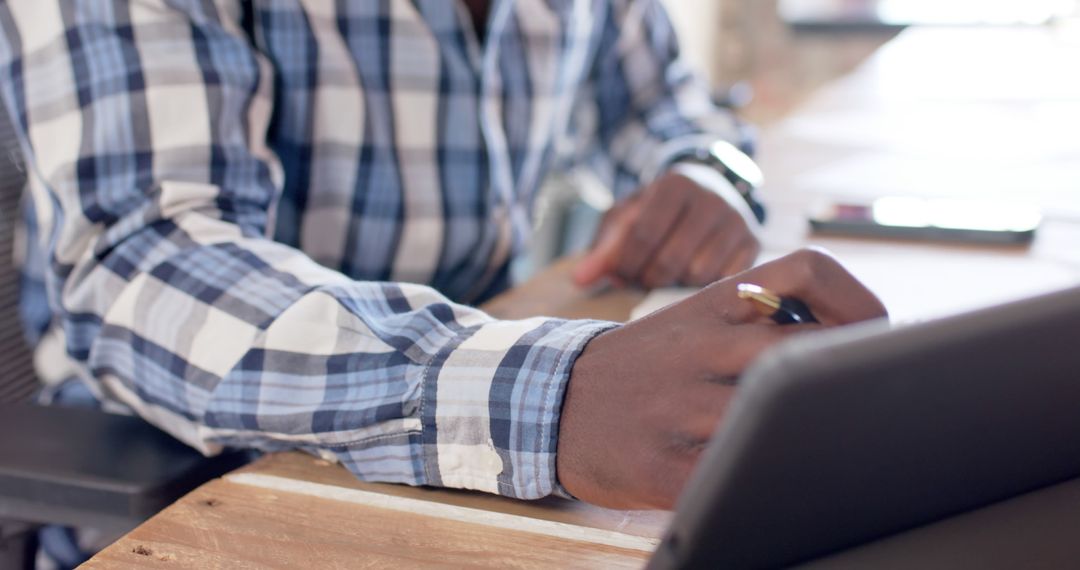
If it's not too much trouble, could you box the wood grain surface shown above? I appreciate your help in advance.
[82,477,650,569]
[227,452,669,540]
[481,257,646,322]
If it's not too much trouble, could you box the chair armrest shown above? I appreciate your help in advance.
[0,403,248,530]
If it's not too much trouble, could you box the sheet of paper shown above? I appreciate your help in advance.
[629,288,697,320]
[832,248,1080,323]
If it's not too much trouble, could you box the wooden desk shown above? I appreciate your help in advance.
[85,26,1080,569]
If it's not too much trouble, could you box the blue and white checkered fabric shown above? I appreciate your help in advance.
[0,0,743,499]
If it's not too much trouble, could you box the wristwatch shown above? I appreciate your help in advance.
[662,140,767,224]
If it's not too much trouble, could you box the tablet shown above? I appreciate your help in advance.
[648,283,1080,569]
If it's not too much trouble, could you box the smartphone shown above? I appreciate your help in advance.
[808,197,1041,245]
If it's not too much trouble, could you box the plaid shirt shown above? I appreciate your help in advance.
[0,0,744,499]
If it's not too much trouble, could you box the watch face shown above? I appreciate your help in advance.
[710,140,764,187]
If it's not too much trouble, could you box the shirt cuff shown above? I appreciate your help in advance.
[667,162,764,231]
[640,133,744,184]
[420,317,617,500]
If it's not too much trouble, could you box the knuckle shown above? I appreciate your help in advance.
[705,218,732,241]
[702,202,733,227]
[687,258,716,285]
[685,258,710,285]
[671,229,703,257]
[794,247,838,282]
[628,222,657,250]
[652,255,679,276]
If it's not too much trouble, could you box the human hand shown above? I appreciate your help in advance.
[572,165,761,290]
[557,248,887,510]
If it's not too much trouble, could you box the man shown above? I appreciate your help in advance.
[0,0,885,517]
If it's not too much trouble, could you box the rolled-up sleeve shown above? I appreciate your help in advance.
[584,0,752,199]
[0,0,613,500]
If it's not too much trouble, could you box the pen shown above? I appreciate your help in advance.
[736,283,819,325]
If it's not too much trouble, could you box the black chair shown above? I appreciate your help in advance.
[0,108,247,568]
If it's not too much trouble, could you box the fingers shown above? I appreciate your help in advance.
[639,194,721,288]
[571,227,621,287]
[684,222,759,286]
[718,233,761,280]
[560,263,844,511]
[612,181,691,283]
[750,248,887,325]
[578,172,763,290]
[572,199,642,287]
[699,248,888,326]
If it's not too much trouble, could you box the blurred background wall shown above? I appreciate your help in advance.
[661,0,898,125]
